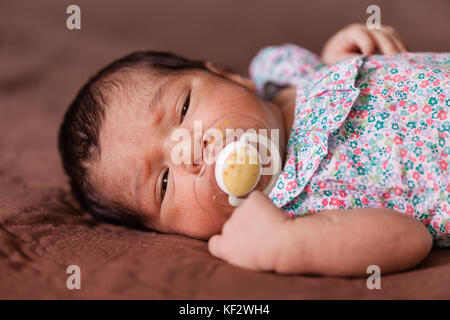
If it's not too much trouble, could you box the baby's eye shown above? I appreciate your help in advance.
[180,91,190,122]
[161,169,169,202]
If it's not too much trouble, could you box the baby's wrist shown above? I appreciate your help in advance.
[257,210,292,272]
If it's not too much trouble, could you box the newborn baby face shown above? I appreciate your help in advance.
[91,68,286,239]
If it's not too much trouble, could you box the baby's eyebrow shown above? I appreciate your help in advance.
[147,74,181,118]
[148,83,164,114]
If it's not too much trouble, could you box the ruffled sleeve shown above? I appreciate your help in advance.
[269,55,366,208]
[249,44,325,98]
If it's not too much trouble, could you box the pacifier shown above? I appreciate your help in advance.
[192,113,282,214]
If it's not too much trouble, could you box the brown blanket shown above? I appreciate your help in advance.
[1,0,449,299]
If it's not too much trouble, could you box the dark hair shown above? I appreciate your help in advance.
[58,50,209,228]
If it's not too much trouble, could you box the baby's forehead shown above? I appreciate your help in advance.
[105,69,190,112]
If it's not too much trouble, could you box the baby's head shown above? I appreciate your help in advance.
[58,50,285,239]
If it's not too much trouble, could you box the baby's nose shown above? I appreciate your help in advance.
[183,161,202,174]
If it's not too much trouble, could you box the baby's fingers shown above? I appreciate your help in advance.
[369,28,403,54]
[208,234,223,258]
[387,27,408,52]
[345,25,376,55]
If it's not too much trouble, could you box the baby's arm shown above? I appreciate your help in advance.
[208,192,433,277]
[276,208,433,276]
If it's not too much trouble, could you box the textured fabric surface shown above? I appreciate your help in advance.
[1,0,449,299]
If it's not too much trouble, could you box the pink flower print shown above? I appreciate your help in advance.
[322,199,329,206]
[330,197,339,206]
[287,181,298,192]
[400,149,408,158]
[339,190,347,198]
[394,136,403,145]
[406,206,414,216]
[399,100,406,107]
[433,80,440,86]
[359,110,368,119]
[361,87,371,96]
[409,104,418,113]
[438,110,447,120]
[420,80,429,88]
[440,160,448,171]
[318,181,327,189]
[413,172,420,180]
[344,101,353,108]
[394,187,403,196]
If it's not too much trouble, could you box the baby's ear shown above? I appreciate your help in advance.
[205,61,256,91]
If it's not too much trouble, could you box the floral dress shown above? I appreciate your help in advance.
[249,44,450,247]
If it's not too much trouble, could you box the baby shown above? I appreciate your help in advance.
[59,24,449,277]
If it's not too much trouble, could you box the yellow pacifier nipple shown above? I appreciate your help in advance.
[215,142,261,197]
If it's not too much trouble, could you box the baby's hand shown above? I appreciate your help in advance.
[321,23,407,65]
[208,191,290,272]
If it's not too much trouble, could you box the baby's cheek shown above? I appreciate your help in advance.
[173,205,229,239]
